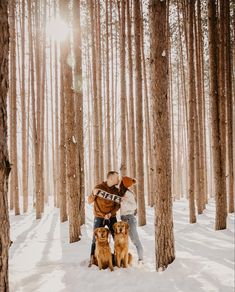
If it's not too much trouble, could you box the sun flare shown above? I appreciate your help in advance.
[46,17,69,42]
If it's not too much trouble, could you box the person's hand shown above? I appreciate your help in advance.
[104,213,111,220]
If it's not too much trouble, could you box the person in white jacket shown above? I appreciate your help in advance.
[119,176,144,264]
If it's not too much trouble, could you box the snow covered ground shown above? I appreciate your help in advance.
[9,198,234,292]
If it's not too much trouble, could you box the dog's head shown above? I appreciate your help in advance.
[94,227,110,242]
[113,221,129,235]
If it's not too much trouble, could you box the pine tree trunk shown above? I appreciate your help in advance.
[39,0,47,213]
[187,0,196,223]
[73,0,85,226]
[89,0,100,183]
[118,0,127,175]
[126,0,136,181]
[0,1,11,289]
[208,0,227,230]
[60,0,80,242]
[150,0,175,271]
[196,0,207,211]
[225,0,234,213]
[21,0,28,213]
[59,2,67,223]
[9,0,20,216]
[134,0,146,226]
[35,0,42,219]
[96,1,104,180]
[105,0,111,172]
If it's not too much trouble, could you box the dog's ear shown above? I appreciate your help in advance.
[94,228,99,238]
[113,222,118,233]
[124,222,129,234]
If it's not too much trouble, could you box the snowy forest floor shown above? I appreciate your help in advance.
[9,198,234,292]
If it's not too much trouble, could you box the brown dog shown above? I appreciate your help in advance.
[113,221,132,268]
[94,227,114,271]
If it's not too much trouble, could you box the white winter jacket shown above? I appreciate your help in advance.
[120,190,137,216]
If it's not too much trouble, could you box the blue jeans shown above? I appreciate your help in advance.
[90,216,117,256]
[121,214,144,261]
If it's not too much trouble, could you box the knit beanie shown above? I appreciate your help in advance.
[122,176,137,188]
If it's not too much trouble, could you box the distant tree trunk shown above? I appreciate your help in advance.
[110,0,117,170]
[150,0,175,271]
[9,0,20,216]
[133,0,146,226]
[59,1,67,223]
[60,0,80,242]
[225,0,234,213]
[187,0,196,223]
[196,0,207,211]
[126,0,136,181]
[40,0,47,213]
[89,0,100,183]
[96,2,104,180]
[208,0,227,230]
[73,0,85,226]
[118,0,127,175]
[0,1,11,290]
[21,0,28,213]
[105,0,111,172]
[35,0,42,219]
[140,0,154,206]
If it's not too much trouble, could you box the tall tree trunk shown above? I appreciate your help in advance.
[9,0,20,215]
[73,0,85,226]
[187,0,196,223]
[196,0,207,211]
[126,0,136,181]
[225,0,234,213]
[118,0,127,175]
[89,0,100,183]
[40,0,47,213]
[208,0,227,230]
[0,1,11,289]
[96,1,104,180]
[60,0,80,242]
[133,0,146,226]
[21,0,28,213]
[35,0,42,219]
[59,2,67,223]
[150,0,175,271]
[105,0,111,172]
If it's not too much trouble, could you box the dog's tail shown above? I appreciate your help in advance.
[128,252,133,266]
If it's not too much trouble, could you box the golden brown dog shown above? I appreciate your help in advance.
[113,221,132,268]
[94,227,114,271]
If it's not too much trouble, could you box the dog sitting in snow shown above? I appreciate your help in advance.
[113,221,132,268]
[93,227,114,271]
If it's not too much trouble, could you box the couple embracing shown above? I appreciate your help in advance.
[88,171,144,267]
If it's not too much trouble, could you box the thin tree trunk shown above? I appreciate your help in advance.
[73,0,85,226]
[10,0,20,216]
[187,0,196,223]
[105,0,111,172]
[126,0,136,180]
[35,0,42,219]
[225,0,234,213]
[89,0,100,183]
[134,0,146,226]
[21,0,28,213]
[118,0,127,175]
